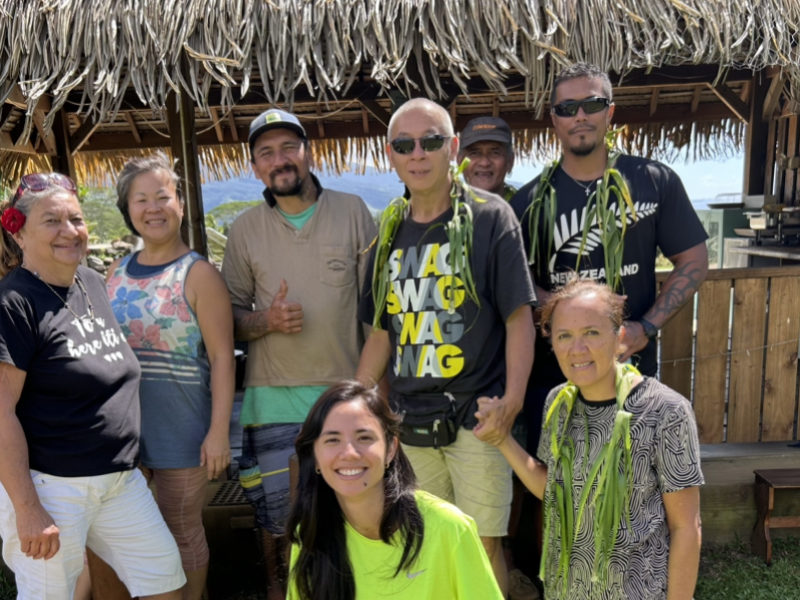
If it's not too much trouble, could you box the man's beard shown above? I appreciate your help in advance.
[269,166,303,196]
[568,140,598,157]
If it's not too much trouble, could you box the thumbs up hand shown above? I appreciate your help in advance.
[267,279,304,334]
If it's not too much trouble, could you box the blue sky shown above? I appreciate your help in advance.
[509,153,744,203]
[202,152,746,213]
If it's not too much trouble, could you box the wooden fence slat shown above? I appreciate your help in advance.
[694,280,731,443]
[762,277,800,441]
[660,299,694,400]
[728,278,768,442]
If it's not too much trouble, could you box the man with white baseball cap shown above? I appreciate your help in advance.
[222,108,376,599]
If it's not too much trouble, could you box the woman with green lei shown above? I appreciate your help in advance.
[474,278,703,599]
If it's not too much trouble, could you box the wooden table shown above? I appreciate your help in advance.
[751,468,800,564]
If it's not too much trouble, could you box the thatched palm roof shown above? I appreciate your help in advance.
[1,0,798,186]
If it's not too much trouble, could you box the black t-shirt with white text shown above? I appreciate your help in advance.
[0,266,140,476]
[511,154,707,379]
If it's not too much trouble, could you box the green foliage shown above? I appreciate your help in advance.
[207,200,260,235]
[79,187,130,243]
[696,536,800,599]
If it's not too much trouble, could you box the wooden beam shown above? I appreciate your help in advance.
[0,103,13,128]
[358,98,391,128]
[4,85,50,112]
[0,131,36,154]
[209,107,224,143]
[124,112,142,144]
[32,107,57,154]
[315,105,325,138]
[708,82,749,122]
[226,109,238,142]
[68,114,101,154]
[360,107,369,135]
[166,89,207,256]
[690,86,702,113]
[739,80,751,102]
[762,73,785,120]
[649,89,659,116]
[76,100,743,152]
[51,108,76,178]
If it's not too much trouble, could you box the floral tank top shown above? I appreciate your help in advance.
[107,251,211,469]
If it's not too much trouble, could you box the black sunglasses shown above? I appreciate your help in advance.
[390,134,449,155]
[552,97,611,118]
[12,173,77,206]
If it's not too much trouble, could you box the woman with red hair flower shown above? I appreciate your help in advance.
[0,172,185,598]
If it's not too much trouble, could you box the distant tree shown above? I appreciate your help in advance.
[208,200,260,235]
[81,187,130,243]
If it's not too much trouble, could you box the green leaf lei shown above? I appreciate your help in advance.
[524,129,637,292]
[370,158,483,329]
[540,362,641,595]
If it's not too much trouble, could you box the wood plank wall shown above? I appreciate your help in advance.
[659,266,800,443]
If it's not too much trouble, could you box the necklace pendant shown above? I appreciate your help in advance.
[585,187,591,197]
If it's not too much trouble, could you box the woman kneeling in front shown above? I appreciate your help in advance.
[286,380,503,600]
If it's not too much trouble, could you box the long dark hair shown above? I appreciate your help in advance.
[286,380,424,600]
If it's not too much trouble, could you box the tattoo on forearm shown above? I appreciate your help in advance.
[648,260,706,325]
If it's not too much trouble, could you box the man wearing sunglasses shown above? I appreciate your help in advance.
[511,63,708,452]
[356,98,536,597]
[457,116,517,201]
[221,108,376,599]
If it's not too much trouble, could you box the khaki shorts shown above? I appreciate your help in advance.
[403,427,512,537]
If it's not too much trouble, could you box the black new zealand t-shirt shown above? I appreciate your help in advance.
[359,189,536,426]
[0,266,140,476]
[511,154,708,379]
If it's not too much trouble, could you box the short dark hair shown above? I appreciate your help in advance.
[550,63,613,106]
[540,276,626,338]
[286,381,424,600]
[115,152,182,237]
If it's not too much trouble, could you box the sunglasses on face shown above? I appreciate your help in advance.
[551,96,611,118]
[389,134,449,155]
[12,173,77,206]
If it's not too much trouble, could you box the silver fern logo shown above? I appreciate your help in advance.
[549,200,657,271]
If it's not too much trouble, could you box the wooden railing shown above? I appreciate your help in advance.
[659,265,800,444]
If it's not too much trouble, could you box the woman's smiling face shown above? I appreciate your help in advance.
[550,291,623,401]
[313,398,398,507]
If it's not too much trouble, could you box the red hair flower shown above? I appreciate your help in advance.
[1,206,26,234]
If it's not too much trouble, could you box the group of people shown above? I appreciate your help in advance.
[0,61,708,600]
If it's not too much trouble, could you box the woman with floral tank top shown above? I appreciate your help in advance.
[94,152,235,600]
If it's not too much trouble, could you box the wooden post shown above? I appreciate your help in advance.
[744,72,770,196]
[50,108,76,179]
[166,90,208,256]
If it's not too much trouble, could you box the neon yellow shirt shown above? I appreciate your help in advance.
[287,490,503,599]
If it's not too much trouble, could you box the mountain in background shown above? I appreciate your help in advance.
[202,166,408,214]
[201,166,533,214]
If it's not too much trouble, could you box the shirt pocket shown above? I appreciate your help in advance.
[319,245,356,288]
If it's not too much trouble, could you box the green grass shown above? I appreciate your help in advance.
[696,536,800,599]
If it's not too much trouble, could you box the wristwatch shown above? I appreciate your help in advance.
[640,318,659,339]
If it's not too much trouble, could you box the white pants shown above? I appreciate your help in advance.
[0,468,185,599]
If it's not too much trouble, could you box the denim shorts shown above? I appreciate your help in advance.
[238,422,302,534]
[0,469,185,598]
